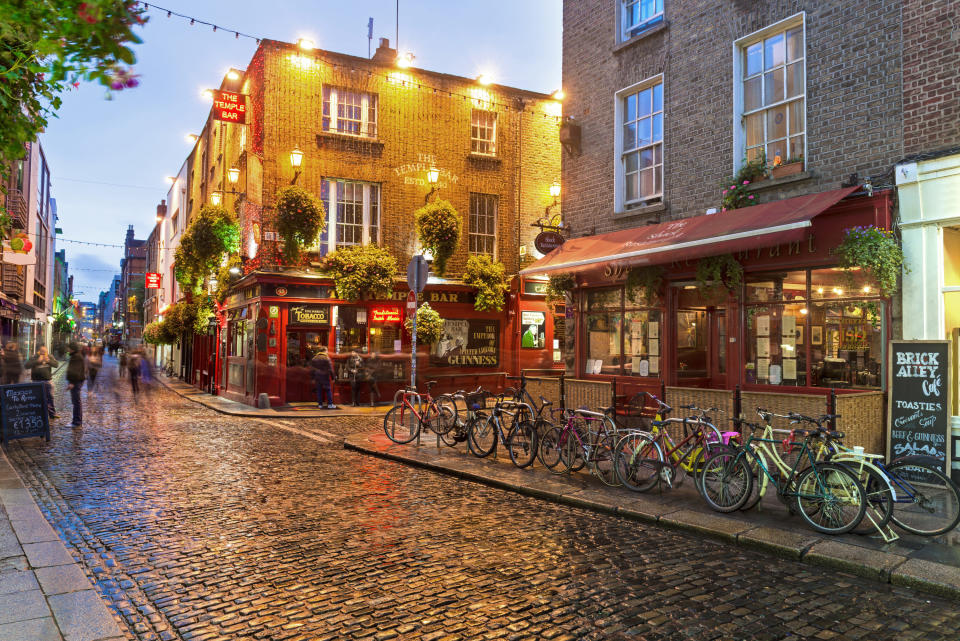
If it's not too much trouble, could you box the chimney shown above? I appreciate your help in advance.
[156,200,167,219]
[372,37,396,64]
[125,224,135,246]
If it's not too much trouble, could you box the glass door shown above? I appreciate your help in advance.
[709,310,727,388]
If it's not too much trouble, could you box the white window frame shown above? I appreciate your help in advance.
[620,0,664,42]
[471,109,497,156]
[732,13,806,175]
[468,193,498,257]
[319,179,380,253]
[613,74,664,212]
[322,86,378,138]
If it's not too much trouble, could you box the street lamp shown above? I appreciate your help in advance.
[210,191,223,206]
[227,167,240,184]
[424,167,440,204]
[549,182,561,199]
[289,146,304,184]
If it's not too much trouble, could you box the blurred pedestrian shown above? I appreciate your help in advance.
[118,350,127,378]
[65,343,86,427]
[127,350,141,394]
[309,347,336,409]
[346,350,363,406]
[1,341,23,385]
[363,353,382,407]
[87,345,102,390]
[24,346,59,419]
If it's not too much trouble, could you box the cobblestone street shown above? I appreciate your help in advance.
[2,358,958,641]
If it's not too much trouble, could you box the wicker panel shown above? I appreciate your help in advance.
[566,378,613,411]
[665,387,735,425]
[835,391,885,454]
[524,376,562,408]
[740,391,828,431]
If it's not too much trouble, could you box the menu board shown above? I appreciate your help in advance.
[888,340,950,471]
[1,383,51,443]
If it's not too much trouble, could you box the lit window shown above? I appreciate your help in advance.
[616,77,663,208]
[621,0,663,41]
[315,179,380,254]
[737,16,805,166]
[469,193,497,256]
[322,86,378,138]
[471,109,497,156]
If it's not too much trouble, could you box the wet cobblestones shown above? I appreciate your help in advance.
[4,359,960,640]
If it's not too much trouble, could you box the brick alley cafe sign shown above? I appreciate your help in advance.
[145,273,161,289]
[213,90,246,123]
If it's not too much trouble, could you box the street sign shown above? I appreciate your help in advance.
[406,255,429,293]
[406,291,417,312]
[145,273,161,289]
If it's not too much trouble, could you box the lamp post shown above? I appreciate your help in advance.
[289,146,304,184]
[424,167,440,204]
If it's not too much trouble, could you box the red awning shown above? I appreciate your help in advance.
[520,186,860,276]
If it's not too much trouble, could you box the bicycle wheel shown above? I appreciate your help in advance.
[700,450,752,513]
[432,395,459,435]
[591,434,620,487]
[383,404,419,444]
[851,466,894,535]
[538,426,567,473]
[422,403,453,437]
[794,463,866,535]
[614,432,662,492]
[887,460,960,536]
[738,450,766,511]
[468,413,498,458]
[565,418,588,472]
[507,420,538,468]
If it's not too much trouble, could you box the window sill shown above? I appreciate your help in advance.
[316,132,384,156]
[467,153,502,167]
[743,170,815,192]
[615,201,666,219]
[613,20,668,54]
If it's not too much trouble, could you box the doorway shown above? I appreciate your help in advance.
[285,328,330,402]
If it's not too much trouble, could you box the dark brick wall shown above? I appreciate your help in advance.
[902,0,960,156]
[562,0,903,237]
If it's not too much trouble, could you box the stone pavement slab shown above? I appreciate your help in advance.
[0,617,62,641]
[738,525,820,559]
[11,517,59,544]
[22,541,75,568]
[34,565,95,596]
[804,539,908,581]
[892,558,960,600]
[48,590,121,641]
[0,568,39,595]
[0,589,51,625]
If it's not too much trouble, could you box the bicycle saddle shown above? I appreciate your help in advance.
[598,405,615,414]
[539,395,553,407]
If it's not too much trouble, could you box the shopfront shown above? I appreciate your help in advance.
[217,276,558,407]
[522,187,894,400]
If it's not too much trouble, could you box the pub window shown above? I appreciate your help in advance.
[621,0,664,42]
[335,305,367,354]
[521,311,547,349]
[584,288,622,375]
[469,193,498,256]
[745,271,807,387]
[322,86,378,138]
[369,306,401,354]
[317,179,380,253]
[615,76,663,210]
[471,109,497,155]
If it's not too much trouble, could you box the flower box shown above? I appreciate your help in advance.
[771,161,804,179]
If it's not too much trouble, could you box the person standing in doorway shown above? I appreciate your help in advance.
[25,346,59,419]
[363,353,382,407]
[127,350,142,395]
[309,347,336,409]
[2,342,23,384]
[345,350,363,406]
[65,343,86,427]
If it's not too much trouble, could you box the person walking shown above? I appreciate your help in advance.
[118,350,127,378]
[87,345,102,390]
[65,343,86,428]
[363,353,382,407]
[2,342,23,385]
[127,350,141,395]
[309,347,336,409]
[345,350,363,406]
[24,346,59,419]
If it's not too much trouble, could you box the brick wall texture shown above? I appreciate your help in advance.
[562,0,907,237]
[184,41,561,281]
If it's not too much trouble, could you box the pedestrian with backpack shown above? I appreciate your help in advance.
[65,343,86,427]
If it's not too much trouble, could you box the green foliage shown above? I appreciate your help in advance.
[174,205,240,293]
[193,296,216,334]
[545,273,575,305]
[721,152,767,211]
[836,225,905,297]
[696,254,743,298]
[462,254,509,312]
[404,302,444,345]
[625,265,664,306]
[0,1,146,174]
[0,213,12,241]
[142,321,163,345]
[415,199,462,276]
[275,185,325,262]
[162,300,198,339]
[320,244,398,301]
[214,255,242,303]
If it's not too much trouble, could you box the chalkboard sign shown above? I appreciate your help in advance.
[0,383,51,443]
[888,340,950,472]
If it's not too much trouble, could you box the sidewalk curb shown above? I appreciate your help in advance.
[0,447,125,641]
[155,374,387,418]
[344,434,960,602]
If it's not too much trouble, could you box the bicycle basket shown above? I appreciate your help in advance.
[466,392,488,410]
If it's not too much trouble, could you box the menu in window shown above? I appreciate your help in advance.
[648,339,659,356]
[757,358,770,381]
[757,336,770,358]
[649,356,659,375]
[782,315,796,337]
[648,322,659,339]
[783,358,797,380]
[757,315,770,337]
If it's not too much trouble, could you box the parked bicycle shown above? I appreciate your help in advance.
[539,404,625,486]
[383,381,454,445]
[467,393,539,468]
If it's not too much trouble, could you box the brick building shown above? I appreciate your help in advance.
[119,225,146,345]
[521,0,959,454]
[172,38,562,405]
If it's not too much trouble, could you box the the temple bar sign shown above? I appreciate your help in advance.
[213,90,246,123]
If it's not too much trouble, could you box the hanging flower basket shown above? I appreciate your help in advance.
[320,245,399,301]
[276,185,325,263]
[405,303,444,345]
[415,199,462,276]
[462,254,509,312]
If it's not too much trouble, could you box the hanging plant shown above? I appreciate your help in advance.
[696,254,743,298]
[143,321,176,345]
[720,152,767,211]
[193,296,217,334]
[214,255,243,303]
[276,185,326,263]
[320,244,399,301]
[463,254,509,312]
[625,265,664,306]
[545,273,576,305]
[415,199,462,276]
[836,225,905,297]
[162,300,199,338]
[174,205,240,293]
[404,302,445,345]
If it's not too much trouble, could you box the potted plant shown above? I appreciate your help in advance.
[462,254,509,312]
[771,154,805,179]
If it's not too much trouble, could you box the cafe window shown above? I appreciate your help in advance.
[676,310,707,378]
[584,288,622,375]
[230,318,250,357]
[369,306,402,355]
[335,306,368,354]
[624,309,661,377]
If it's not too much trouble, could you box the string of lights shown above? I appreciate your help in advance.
[138,1,563,120]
